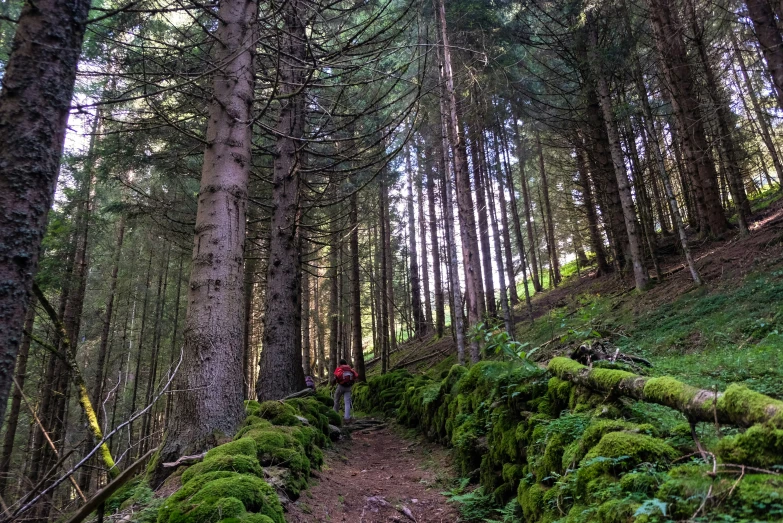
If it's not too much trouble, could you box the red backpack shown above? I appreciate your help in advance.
[334,366,356,386]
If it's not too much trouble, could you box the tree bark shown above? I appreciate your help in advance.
[350,192,365,380]
[438,0,484,360]
[0,0,91,430]
[158,0,256,482]
[549,357,783,429]
[731,30,783,186]
[437,96,466,364]
[513,122,543,291]
[745,0,783,110]
[258,0,308,400]
[406,143,426,336]
[425,130,446,337]
[574,141,610,275]
[646,0,728,236]
[416,140,432,332]
[536,131,561,286]
[0,302,34,497]
[470,125,497,317]
[589,24,649,291]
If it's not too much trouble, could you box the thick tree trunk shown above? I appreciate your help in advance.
[686,0,750,232]
[0,0,91,430]
[646,0,728,236]
[438,0,484,359]
[745,0,783,110]
[582,87,629,269]
[258,0,308,400]
[350,193,365,380]
[590,25,649,290]
[158,0,256,482]
[382,179,397,357]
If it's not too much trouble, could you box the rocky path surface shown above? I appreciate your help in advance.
[285,420,461,522]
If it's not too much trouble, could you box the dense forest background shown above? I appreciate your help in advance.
[0,0,782,519]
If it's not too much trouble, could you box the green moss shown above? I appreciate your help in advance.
[716,424,783,468]
[206,438,257,460]
[583,431,678,466]
[517,480,547,522]
[548,357,585,377]
[157,472,284,523]
[181,455,262,485]
[719,383,783,428]
[595,499,637,523]
[619,472,660,495]
[588,368,634,390]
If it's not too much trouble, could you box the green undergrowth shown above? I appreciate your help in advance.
[353,359,783,522]
[517,267,783,398]
[110,392,339,523]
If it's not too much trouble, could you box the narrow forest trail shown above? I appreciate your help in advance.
[285,420,461,523]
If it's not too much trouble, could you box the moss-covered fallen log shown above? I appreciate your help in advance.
[548,357,783,428]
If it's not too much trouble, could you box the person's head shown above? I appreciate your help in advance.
[339,359,347,366]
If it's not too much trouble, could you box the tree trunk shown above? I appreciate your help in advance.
[351,192,365,380]
[93,216,126,423]
[243,255,257,398]
[574,141,610,275]
[406,143,426,337]
[589,24,649,291]
[382,177,397,358]
[745,0,783,110]
[512,122,543,291]
[471,125,497,317]
[258,0,308,400]
[437,97,467,364]
[0,0,91,430]
[158,0,256,482]
[425,131,446,337]
[485,154,515,336]
[378,181,391,373]
[686,0,750,232]
[646,0,728,236]
[329,216,341,380]
[731,30,783,185]
[416,141,433,332]
[438,0,485,360]
[0,302,34,497]
[536,131,561,285]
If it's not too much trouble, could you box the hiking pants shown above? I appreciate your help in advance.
[334,384,352,420]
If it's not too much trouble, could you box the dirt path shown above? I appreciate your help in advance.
[285,420,461,523]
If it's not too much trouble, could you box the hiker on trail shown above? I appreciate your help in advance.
[333,359,358,422]
[305,375,316,391]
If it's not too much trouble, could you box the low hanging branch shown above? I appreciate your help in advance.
[548,357,783,428]
[31,283,120,479]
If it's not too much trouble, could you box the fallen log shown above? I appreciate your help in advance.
[548,357,783,428]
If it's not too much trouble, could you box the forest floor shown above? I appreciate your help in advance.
[285,420,460,523]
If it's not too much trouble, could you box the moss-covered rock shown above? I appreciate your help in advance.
[157,472,284,523]
[716,424,783,468]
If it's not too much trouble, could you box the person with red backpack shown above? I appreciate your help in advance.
[333,359,359,422]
